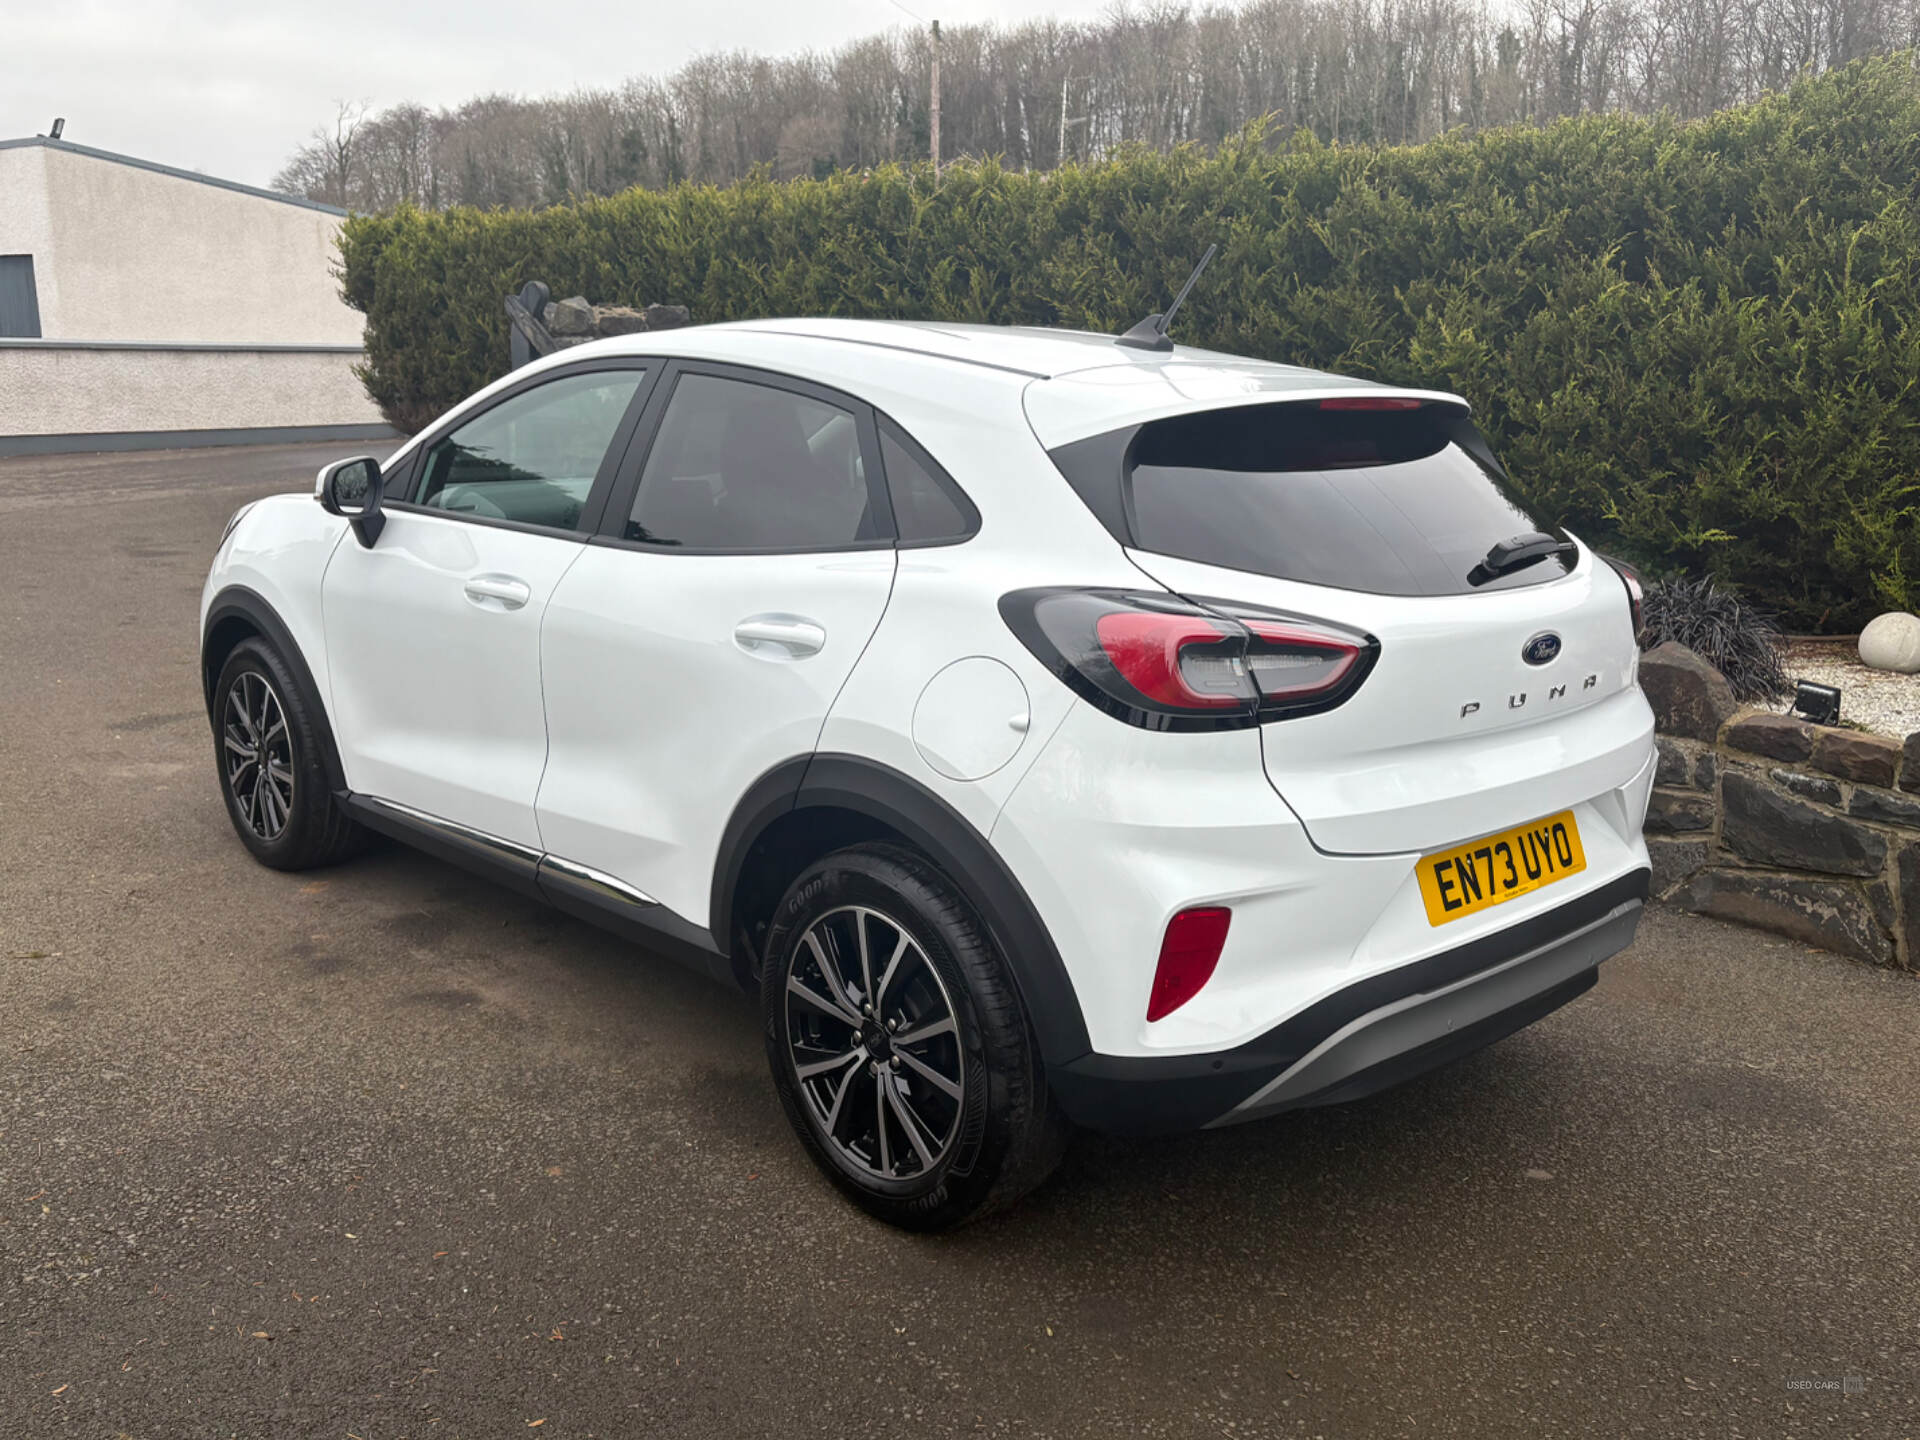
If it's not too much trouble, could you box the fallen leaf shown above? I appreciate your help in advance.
[545,1167,563,1177]
[51,1385,68,1395]
[433,1251,449,1259]
[528,1421,546,1428]
[344,1233,358,1240]
[252,1332,270,1340]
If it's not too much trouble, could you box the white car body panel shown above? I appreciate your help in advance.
[322,509,586,850]
[536,544,897,924]
[1123,546,1654,855]
[201,492,345,703]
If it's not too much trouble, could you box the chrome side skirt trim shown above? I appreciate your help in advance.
[539,853,659,908]
[358,795,545,864]
[358,795,658,906]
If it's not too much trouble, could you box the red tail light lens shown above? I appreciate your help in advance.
[1603,556,1645,636]
[1318,395,1425,411]
[1000,589,1378,731]
[1094,611,1245,709]
[1147,906,1232,1021]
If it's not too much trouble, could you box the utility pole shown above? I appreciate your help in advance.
[929,19,941,180]
[1058,70,1088,169]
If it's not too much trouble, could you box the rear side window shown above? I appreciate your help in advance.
[878,420,978,545]
[627,373,883,550]
[1053,402,1568,596]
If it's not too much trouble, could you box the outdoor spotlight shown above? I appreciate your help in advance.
[49,118,64,140]
[1792,680,1841,726]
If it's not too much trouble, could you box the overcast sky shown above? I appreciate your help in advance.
[8,0,1124,188]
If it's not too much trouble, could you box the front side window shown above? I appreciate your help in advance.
[626,373,882,550]
[416,369,645,530]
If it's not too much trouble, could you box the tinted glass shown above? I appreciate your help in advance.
[880,422,976,544]
[1119,404,1567,596]
[627,374,880,549]
[417,369,644,530]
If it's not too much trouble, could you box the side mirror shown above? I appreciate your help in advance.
[315,455,386,547]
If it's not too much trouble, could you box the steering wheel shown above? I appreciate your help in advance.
[440,487,508,520]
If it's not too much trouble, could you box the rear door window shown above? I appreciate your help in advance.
[624,372,887,550]
[1054,402,1568,596]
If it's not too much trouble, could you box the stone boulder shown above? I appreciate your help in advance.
[1811,728,1901,787]
[1859,612,1920,673]
[1720,770,1888,876]
[591,305,653,336]
[1723,711,1814,762]
[545,295,596,336]
[1639,642,1737,742]
[1682,869,1892,967]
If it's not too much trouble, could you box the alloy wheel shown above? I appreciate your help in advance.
[222,671,294,841]
[784,905,966,1182]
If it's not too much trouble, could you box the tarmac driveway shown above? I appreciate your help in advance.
[2,442,1916,1437]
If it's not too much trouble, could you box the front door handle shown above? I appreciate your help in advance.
[463,574,531,611]
[733,615,827,660]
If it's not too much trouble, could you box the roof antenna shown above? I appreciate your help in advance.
[1116,243,1217,352]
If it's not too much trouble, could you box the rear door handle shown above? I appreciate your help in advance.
[463,574,531,611]
[733,616,826,659]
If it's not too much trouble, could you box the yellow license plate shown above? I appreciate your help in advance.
[1417,810,1587,926]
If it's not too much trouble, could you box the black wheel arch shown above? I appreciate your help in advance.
[713,752,1094,1067]
[201,585,347,794]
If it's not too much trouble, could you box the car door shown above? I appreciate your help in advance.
[536,361,899,929]
[322,361,654,850]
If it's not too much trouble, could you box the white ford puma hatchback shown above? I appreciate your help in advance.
[202,318,1655,1228]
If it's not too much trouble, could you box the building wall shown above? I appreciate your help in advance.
[0,141,361,345]
[0,343,385,441]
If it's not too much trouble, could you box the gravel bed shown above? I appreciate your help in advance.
[1771,640,1920,738]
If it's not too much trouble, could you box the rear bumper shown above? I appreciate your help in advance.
[1048,867,1648,1135]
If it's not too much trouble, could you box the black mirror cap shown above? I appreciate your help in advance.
[316,455,386,547]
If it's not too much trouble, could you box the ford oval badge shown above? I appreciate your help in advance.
[1522,632,1562,666]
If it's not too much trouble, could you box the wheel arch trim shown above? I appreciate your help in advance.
[201,584,347,795]
[712,752,1093,1065]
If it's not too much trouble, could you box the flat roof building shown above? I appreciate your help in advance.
[0,135,393,454]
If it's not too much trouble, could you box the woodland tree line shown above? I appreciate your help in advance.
[275,0,1920,210]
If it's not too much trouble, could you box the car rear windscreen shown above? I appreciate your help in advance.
[1055,402,1570,597]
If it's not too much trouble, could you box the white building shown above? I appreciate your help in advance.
[0,135,393,455]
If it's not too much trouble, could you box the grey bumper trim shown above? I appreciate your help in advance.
[1211,898,1643,1125]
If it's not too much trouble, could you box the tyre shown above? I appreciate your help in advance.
[762,842,1068,1230]
[212,637,365,871]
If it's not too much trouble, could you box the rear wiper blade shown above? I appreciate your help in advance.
[1468,531,1577,586]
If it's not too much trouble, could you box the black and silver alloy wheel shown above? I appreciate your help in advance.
[210,637,365,870]
[223,670,295,841]
[784,905,966,1181]
[762,843,1068,1230]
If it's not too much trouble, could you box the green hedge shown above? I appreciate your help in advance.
[340,57,1920,629]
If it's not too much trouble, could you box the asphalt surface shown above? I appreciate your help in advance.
[3,441,1918,1439]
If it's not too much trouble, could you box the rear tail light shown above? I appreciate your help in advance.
[1147,906,1232,1021]
[1001,588,1378,731]
[1603,556,1645,637]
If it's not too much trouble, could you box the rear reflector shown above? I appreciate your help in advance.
[1318,396,1425,411]
[1147,906,1233,1022]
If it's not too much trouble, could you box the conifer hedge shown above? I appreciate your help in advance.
[339,57,1920,628]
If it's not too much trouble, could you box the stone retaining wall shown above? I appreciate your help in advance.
[1642,641,1919,969]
